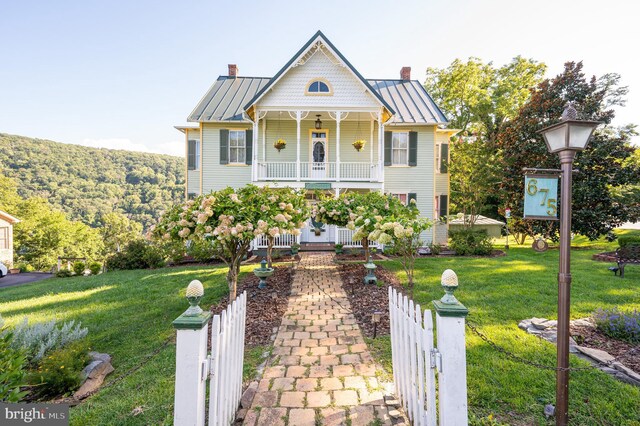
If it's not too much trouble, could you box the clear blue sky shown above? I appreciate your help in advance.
[1,0,638,156]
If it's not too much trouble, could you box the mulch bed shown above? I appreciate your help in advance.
[335,252,386,262]
[337,262,405,338]
[571,324,639,373]
[592,251,617,262]
[209,265,294,348]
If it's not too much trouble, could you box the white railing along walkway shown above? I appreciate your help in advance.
[336,227,379,248]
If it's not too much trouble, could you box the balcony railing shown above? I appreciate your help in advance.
[256,162,378,182]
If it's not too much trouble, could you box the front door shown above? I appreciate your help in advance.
[307,216,332,243]
[311,131,327,179]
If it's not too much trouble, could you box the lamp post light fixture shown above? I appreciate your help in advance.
[538,102,600,426]
[371,311,383,339]
[315,114,323,129]
[363,255,378,285]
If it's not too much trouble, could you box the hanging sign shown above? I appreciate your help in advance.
[505,208,511,219]
[524,174,559,220]
[305,182,331,190]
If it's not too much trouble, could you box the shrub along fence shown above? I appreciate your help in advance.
[389,270,469,426]
[172,284,246,426]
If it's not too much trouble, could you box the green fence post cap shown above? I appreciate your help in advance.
[432,300,469,317]
[173,311,212,330]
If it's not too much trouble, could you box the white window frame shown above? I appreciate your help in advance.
[194,140,201,170]
[229,130,246,165]
[436,142,448,173]
[391,193,409,206]
[391,132,409,166]
[0,227,8,250]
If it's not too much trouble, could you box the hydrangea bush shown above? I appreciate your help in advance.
[314,191,419,260]
[256,187,309,267]
[153,185,307,299]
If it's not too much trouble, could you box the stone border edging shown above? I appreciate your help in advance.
[518,317,640,387]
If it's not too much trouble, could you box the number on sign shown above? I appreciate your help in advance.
[527,179,538,196]
[547,199,557,216]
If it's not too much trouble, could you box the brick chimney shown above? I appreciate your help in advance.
[228,64,238,78]
[400,66,411,81]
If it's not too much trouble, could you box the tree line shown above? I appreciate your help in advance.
[424,59,639,242]
[0,133,184,229]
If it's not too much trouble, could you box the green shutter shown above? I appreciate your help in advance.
[440,143,449,173]
[408,193,417,205]
[187,140,196,170]
[219,129,229,165]
[384,132,392,166]
[245,130,253,165]
[408,131,418,166]
[439,194,448,219]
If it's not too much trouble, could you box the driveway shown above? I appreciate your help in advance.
[0,272,53,289]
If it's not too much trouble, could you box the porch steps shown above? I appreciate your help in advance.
[299,243,334,252]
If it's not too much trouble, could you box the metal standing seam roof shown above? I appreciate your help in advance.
[188,76,448,125]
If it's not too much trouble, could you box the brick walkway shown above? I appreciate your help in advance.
[244,252,395,426]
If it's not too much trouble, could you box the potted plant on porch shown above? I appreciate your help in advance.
[352,139,366,152]
[274,138,286,152]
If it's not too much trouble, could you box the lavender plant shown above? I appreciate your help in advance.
[593,308,640,344]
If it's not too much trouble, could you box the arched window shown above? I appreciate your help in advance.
[306,79,332,95]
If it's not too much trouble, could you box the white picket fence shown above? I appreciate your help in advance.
[389,287,468,426]
[208,291,247,425]
[173,291,247,426]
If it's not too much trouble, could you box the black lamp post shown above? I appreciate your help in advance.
[315,115,322,129]
[538,102,600,426]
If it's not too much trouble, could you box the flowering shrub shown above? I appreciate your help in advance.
[593,308,640,344]
[314,191,418,259]
[29,341,89,398]
[257,187,309,267]
[153,185,307,299]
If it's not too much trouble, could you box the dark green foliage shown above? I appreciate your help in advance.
[88,262,102,275]
[29,342,89,398]
[16,263,34,273]
[186,239,217,262]
[618,235,640,248]
[0,133,184,229]
[449,228,493,255]
[0,330,28,402]
[593,308,640,344]
[72,261,85,276]
[55,269,73,278]
[497,62,639,241]
[106,240,164,270]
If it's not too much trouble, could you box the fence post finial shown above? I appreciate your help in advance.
[433,269,469,426]
[173,280,212,426]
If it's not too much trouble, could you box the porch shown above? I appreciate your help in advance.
[252,226,380,249]
[249,109,386,183]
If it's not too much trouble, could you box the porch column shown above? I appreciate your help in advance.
[296,111,301,182]
[378,111,384,184]
[253,117,259,181]
[370,119,374,182]
[336,111,342,182]
[262,116,266,163]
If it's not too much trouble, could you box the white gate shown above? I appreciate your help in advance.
[389,287,437,426]
[208,291,247,425]
[389,286,468,426]
[173,291,247,426]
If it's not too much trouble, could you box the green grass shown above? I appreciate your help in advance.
[0,264,256,425]
[379,230,640,425]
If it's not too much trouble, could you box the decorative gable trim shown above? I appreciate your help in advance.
[243,30,395,122]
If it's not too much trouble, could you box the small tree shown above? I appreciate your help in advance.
[154,185,307,300]
[370,217,432,297]
[315,191,416,260]
[257,187,309,267]
[100,212,143,255]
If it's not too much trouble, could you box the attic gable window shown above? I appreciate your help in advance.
[306,79,332,95]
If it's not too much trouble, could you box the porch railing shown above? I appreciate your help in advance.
[254,233,300,249]
[336,227,379,248]
[256,161,378,181]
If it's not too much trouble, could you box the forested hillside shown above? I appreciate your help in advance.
[0,133,184,228]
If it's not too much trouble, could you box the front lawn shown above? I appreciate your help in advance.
[382,233,640,425]
[0,264,252,425]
